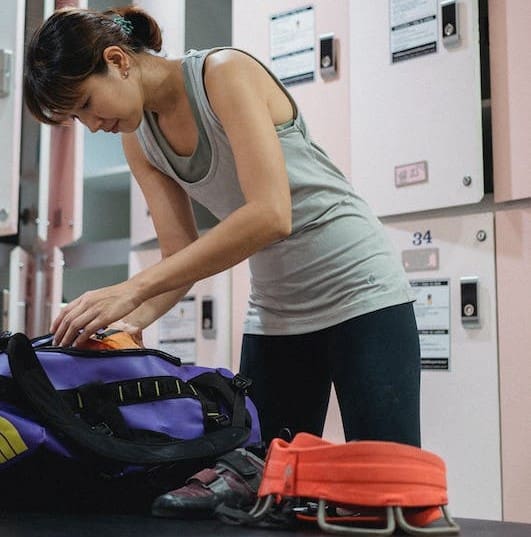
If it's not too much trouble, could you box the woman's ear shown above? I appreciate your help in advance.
[102,46,129,76]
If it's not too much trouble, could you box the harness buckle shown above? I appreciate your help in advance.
[232,374,252,391]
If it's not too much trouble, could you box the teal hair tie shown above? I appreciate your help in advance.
[113,15,133,36]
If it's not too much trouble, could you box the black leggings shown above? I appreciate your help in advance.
[240,302,421,447]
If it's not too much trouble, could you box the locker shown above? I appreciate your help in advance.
[232,0,351,176]
[350,0,485,216]
[385,211,501,519]
[489,0,531,203]
[41,0,85,247]
[129,248,232,369]
[46,121,84,247]
[495,208,531,523]
[130,0,185,247]
[231,0,352,441]
[0,0,26,237]
[0,246,32,335]
[8,246,30,334]
[44,247,65,334]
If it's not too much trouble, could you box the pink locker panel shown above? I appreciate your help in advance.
[46,0,84,247]
[47,123,84,247]
[489,0,531,203]
[495,208,531,523]
[233,0,351,177]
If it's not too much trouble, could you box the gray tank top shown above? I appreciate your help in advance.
[136,48,414,335]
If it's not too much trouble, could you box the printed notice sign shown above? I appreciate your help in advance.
[390,0,438,63]
[158,295,196,364]
[270,6,315,86]
[410,279,450,370]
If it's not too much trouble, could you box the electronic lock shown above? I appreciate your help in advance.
[460,276,480,328]
[441,1,460,46]
[319,33,337,79]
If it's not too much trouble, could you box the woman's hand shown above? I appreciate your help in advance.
[51,281,143,347]
[107,319,145,347]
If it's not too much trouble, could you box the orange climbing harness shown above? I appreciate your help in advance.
[246,433,460,535]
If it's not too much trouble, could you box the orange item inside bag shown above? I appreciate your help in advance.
[79,329,142,351]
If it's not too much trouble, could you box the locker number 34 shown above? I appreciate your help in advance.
[412,230,432,246]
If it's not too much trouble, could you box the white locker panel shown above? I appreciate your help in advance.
[0,245,12,331]
[0,0,25,237]
[385,212,500,519]
[45,247,65,334]
[130,178,156,247]
[350,0,484,216]
[129,248,231,369]
[8,247,30,334]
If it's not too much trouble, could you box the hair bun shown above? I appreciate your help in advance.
[107,6,162,52]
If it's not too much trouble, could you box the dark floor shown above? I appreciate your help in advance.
[0,515,530,537]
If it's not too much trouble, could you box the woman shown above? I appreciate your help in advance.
[25,6,421,449]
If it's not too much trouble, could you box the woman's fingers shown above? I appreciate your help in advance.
[54,306,102,347]
[50,283,141,347]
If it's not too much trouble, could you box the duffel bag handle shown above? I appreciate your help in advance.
[7,333,251,465]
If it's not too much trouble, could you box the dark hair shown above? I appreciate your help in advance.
[24,5,162,125]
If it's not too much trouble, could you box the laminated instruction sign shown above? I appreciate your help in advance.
[270,6,315,86]
[390,0,438,63]
[158,295,196,364]
[410,279,450,370]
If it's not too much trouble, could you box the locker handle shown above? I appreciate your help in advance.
[0,49,12,98]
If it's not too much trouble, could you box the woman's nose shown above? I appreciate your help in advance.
[85,116,102,133]
[77,112,101,133]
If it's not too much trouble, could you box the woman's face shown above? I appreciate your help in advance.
[70,61,143,134]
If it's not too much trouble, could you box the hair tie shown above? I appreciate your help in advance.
[112,15,133,36]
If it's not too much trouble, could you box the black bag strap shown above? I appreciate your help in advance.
[6,333,251,465]
[192,372,252,429]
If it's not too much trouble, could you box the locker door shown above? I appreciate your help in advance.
[131,0,185,246]
[130,179,156,246]
[385,212,501,519]
[44,247,65,334]
[129,248,231,369]
[350,0,484,216]
[233,0,352,176]
[45,0,85,247]
[0,246,11,331]
[46,122,84,247]
[489,0,531,202]
[495,208,531,523]
[8,247,30,334]
[0,0,25,237]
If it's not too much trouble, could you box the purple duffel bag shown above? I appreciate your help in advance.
[0,332,261,512]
